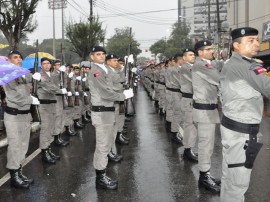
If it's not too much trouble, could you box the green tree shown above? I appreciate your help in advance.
[149,39,166,61]
[106,27,141,59]
[0,0,39,50]
[136,56,149,66]
[65,17,105,60]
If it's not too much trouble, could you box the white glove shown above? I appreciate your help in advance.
[76,76,82,81]
[75,92,79,96]
[32,72,41,81]
[59,65,66,72]
[123,89,134,99]
[134,82,137,86]
[82,77,87,82]
[31,96,40,105]
[61,88,67,94]
[68,72,74,78]
[67,92,72,96]
[84,92,88,96]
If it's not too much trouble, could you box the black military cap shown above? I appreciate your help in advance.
[91,46,106,54]
[41,57,51,64]
[106,54,119,61]
[8,50,23,59]
[194,40,212,51]
[231,27,259,40]
[174,53,183,60]
[118,58,125,63]
[183,48,195,54]
[54,59,61,64]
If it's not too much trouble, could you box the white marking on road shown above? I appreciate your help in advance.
[0,148,41,187]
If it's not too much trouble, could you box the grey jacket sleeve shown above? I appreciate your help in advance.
[194,62,220,86]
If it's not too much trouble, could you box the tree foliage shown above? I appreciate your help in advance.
[150,20,193,60]
[106,27,141,59]
[65,17,105,60]
[0,0,39,50]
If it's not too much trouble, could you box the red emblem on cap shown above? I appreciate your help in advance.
[94,72,100,77]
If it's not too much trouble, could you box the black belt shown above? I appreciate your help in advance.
[5,106,30,115]
[120,82,125,84]
[56,94,63,96]
[39,99,57,104]
[91,106,115,112]
[166,87,181,93]
[182,92,193,98]
[157,81,165,85]
[193,102,218,110]
[221,115,259,135]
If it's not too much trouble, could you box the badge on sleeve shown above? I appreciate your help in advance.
[250,63,266,75]
[205,63,212,68]
[94,72,100,77]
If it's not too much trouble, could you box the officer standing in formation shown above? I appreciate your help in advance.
[88,46,134,190]
[3,51,38,188]
[220,27,269,202]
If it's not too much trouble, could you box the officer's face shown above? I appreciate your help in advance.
[74,69,80,75]
[118,61,124,69]
[234,36,259,57]
[175,58,184,66]
[8,54,22,66]
[199,46,214,60]
[84,68,90,73]
[41,61,51,72]
[54,62,61,71]
[183,52,196,64]
[106,59,118,68]
[90,51,106,64]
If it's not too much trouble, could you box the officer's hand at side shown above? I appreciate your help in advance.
[82,77,87,82]
[75,92,79,96]
[84,92,88,96]
[31,95,40,105]
[123,89,134,99]
[61,88,67,94]
[67,92,72,96]
[59,65,66,72]
[32,73,41,81]
[76,76,82,81]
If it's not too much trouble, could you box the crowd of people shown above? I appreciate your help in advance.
[2,46,134,191]
[141,27,268,202]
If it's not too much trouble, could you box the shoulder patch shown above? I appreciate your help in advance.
[94,72,100,77]
[205,63,212,68]
[250,63,266,75]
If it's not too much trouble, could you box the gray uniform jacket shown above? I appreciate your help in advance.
[171,66,181,89]
[180,62,193,94]
[3,75,32,111]
[220,52,270,124]
[192,57,220,123]
[165,66,174,88]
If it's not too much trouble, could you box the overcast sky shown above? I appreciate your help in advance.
[29,0,179,58]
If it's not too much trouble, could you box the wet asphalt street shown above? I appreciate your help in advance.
[0,83,270,202]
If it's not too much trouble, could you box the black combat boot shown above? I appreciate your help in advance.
[65,125,77,136]
[125,117,131,122]
[48,146,60,160]
[96,170,118,190]
[53,134,69,147]
[123,125,128,130]
[171,132,183,145]
[41,149,56,164]
[120,133,130,141]
[108,152,123,163]
[165,121,171,132]
[183,148,198,162]
[9,169,30,189]
[18,165,34,184]
[74,119,84,129]
[154,100,159,107]
[82,115,91,123]
[198,171,220,193]
[116,132,129,145]
[159,108,164,115]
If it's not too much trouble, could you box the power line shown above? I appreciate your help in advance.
[69,0,89,16]
[66,0,89,18]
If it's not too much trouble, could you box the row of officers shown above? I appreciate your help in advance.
[2,46,134,191]
[142,27,269,202]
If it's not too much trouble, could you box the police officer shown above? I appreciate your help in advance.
[157,62,166,115]
[220,27,268,202]
[33,57,67,164]
[88,46,133,190]
[192,41,221,193]
[51,60,69,146]
[180,49,198,162]
[3,51,38,188]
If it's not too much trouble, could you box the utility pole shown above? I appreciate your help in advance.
[89,0,93,23]
[178,0,181,23]
[245,0,249,26]
[48,0,67,58]
[216,0,221,59]
[207,0,211,39]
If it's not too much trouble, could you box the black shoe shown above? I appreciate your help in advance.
[125,113,135,117]
[82,115,91,123]
[123,125,128,130]
[108,152,123,163]
[53,134,69,147]
[183,148,198,162]
[171,133,183,145]
[159,108,164,115]
[96,171,118,190]
[154,100,159,107]
[41,149,56,164]
[165,121,171,132]
[65,126,76,136]
[198,172,220,193]
[48,147,60,160]
[116,133,129,145]
[74,119,84,129]
[125,117,131,122]
[9,169,30,189]
[86,110,91,119]
[121,133,130,141]
[18,165,34,184]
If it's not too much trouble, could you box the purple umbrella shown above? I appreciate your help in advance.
[0,59,30,85]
